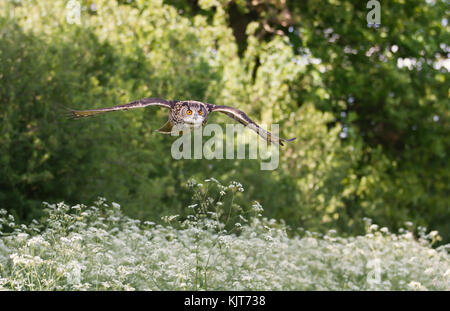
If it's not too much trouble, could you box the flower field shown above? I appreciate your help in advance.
[1,180,448,290]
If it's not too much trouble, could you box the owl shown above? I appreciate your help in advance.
[68,97,296,146]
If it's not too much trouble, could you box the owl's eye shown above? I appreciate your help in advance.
[186,109,192,115]
[198,110,203,115]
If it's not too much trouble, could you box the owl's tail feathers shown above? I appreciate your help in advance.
[154,120,174,134]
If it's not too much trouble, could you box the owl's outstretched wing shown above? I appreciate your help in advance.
[67,97,172,119]
[207,104,296,146]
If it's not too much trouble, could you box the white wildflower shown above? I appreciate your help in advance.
[161,215,179,223]
[252,201,263,212]
[65,261,84,285]
[112,202,121,209]
[368,224,379,232]
[101,282,111,289]
[408,281,427,291]
[27,236,50,248]
[424,268,433,275]
[16,233,29,242]
[429,230,439,238]
[444,269,450,278]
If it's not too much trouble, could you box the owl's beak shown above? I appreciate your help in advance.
[192,115,202,122]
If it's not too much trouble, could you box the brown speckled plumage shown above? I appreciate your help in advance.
[68,97,296,145]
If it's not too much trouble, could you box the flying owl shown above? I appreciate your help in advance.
[68,97,296,146]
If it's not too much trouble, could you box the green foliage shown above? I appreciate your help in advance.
[0,0,448,245]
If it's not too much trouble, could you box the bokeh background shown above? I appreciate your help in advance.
[0,0,448,243]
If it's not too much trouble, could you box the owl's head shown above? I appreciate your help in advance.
[179,101,208,126]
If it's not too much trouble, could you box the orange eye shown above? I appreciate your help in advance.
[198,110,203,115]
[186,109,192,115]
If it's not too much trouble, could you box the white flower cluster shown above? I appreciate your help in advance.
[0,190,448,291]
